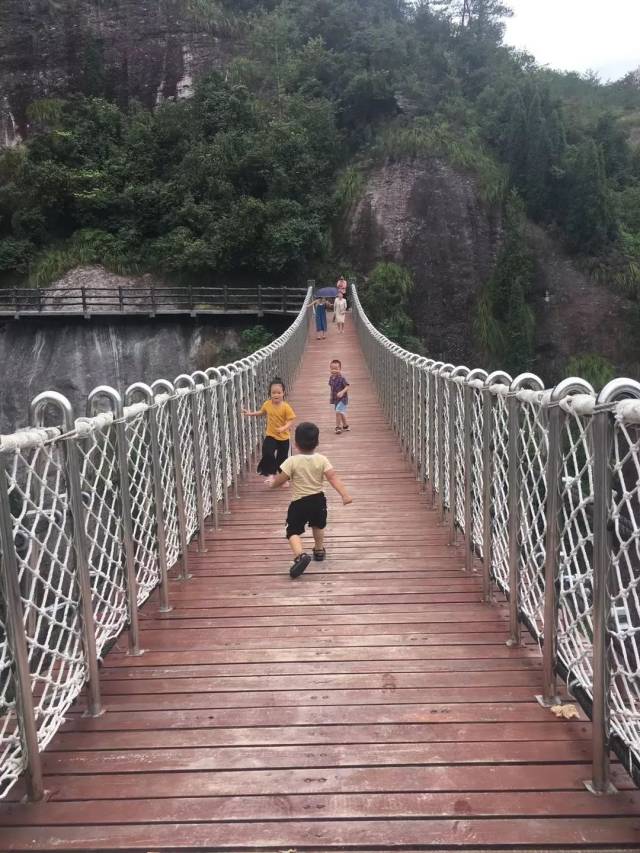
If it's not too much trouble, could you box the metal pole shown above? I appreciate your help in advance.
[538,400,562,707]
[153,380,191,581]
[207,369,230,515]
[220,367,240,500]
[463,384,473,571]
[125,383,171,613]
[175,376,207,553]
[506,373,544,646]
[192,371,220,530]
[506,390,521,647]
[481,387,493,602]
[0,457,45,801]
[449,380,457,544]
[429,364,442,507]
[448,368,469,546]
[587,406,615,794]
[30,392,103,714]
[88,386,142,656]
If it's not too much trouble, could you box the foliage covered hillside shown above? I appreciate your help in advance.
[1,0,639,371]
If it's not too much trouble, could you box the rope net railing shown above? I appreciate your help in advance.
[351,283,640,795]
[0,288,311,800]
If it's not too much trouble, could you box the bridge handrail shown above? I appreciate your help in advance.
[0,285,308,316]
[350,282,640,794]
[0,287,312,800]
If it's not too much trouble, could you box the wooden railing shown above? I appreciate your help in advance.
[0,285,308,318]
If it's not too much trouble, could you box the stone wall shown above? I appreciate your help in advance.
[0,314,285,434]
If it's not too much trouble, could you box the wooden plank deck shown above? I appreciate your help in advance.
[2,317,640,850]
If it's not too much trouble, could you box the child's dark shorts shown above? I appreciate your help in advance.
[286,492,327,538]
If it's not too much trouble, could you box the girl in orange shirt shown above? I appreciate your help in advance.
[242,378,296,486]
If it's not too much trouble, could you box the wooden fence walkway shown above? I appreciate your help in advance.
[2,316,640,850]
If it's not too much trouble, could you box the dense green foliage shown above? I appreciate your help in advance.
[1,0,640,373]
[359,261,423,352]
[566,353,616,392]
[474,195,534,373]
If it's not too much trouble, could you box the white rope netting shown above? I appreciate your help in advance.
[609,419,640,771]
[124,411,160,606]
[470,388,484,557]
[77,423,128,654]
[1,441,86,792]
[491,392,510,593]
[517,397,549,639]
[556,410,595,698]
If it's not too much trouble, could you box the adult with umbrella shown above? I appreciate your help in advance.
[310,286,337,340]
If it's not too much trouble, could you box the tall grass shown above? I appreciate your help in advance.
[334,167,365,217]
[369,118,508,208]
[30,230,138,287]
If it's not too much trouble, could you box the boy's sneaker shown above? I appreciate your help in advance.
[289,553,311,579]
[313,548,326,562]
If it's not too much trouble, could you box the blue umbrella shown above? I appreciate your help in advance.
[314,286,338,298]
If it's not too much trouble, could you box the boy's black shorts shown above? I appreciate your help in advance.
[286,492,327,538]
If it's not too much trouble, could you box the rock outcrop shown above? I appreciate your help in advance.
[0,0,234,141]
[345,158,640,381]
[346,159,502,366]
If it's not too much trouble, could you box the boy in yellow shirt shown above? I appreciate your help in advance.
[272,421,352,578]
[242,378,295,486]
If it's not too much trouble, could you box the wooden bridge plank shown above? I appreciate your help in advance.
[4,818,640,851]
[2,315,639,849]
[5,791,640,827]
[51,720,589,751]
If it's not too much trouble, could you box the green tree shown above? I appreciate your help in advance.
[475,196,534,372]
[565,140,617,253]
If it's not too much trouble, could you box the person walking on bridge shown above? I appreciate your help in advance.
[242,377,295,487]
[271,421,352,578]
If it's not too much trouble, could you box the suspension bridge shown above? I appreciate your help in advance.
[1,288,640,849]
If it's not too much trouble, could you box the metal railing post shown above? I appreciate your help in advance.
[588,403,615,794]
[506,373,545,647]
[428,363,442,507]
[88,386,142,656]
[30,392,103,714]
[192,371,220,530]
[584,377,640,795]
[481,386,493,601]
[175,375,207,553]
[125,383,172,613]
[220,367,240,500]
[0,459,45,801]
[153,379,191,580]
[207,369,231,514]
[506,389,521,646]
[538,400,563,706]
[482,372,511,604]
[437,365,453,520]
[463,383,473,570]
[449,367,469,546]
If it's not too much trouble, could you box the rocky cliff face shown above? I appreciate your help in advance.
[346,160,502,366]
[346,159,640,382]
[0,0,232,143]
[0,316,258,434]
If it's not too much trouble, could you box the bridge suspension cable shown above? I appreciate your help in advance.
[0,289,311,800]
[350,283,640,796]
